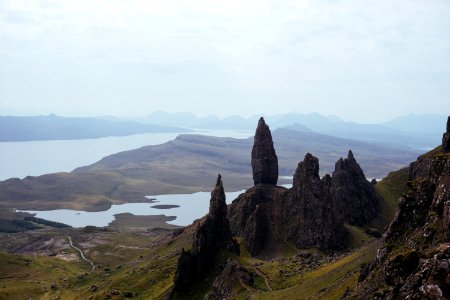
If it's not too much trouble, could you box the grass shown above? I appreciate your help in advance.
[0,252,84,300]
[345,224,374,249]
[249,241,379,300]
[370,167,409,231]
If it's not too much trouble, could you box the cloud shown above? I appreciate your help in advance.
[0,0,449,121]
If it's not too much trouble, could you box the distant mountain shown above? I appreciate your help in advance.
[383,113,447,134]
[286,121,438,150]
[0,115,190,142]
[138,112,340,130]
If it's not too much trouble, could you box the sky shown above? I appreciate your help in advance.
[0,0,449,123]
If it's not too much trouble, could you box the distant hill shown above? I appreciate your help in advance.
[0,129,419,211]
[0,115,189,142]
[383,113,447,134]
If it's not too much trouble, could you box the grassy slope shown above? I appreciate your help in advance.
[0,228,191,300]
[0,252,84,300]
[370,167,409,231]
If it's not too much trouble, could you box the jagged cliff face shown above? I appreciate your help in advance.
[284,153,347,250]
[251,117,278,185]
[173,175,239,291]
[331,150,379,226]
[442,116,450,151]
[351,119,450,299]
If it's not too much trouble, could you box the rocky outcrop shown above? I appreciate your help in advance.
[229,119,383,256]
[443,116,450,152]
[330,150,378,225]
[229,153,348,256]
[349,122,450,299]
[228,185,287,256]
[284,153,347,249]
[251,117,278,185]
[173,175,239,291]
[204,259,255,300]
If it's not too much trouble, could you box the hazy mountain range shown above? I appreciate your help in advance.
[0,114,189,142]
[138,111,445,150]
[1,112,446,150]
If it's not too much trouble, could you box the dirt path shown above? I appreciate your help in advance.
[253,267,272,292]
[67,236,95,271]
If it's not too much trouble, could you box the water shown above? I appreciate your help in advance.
[21,190,246,227]
[0,129,252,180]
[20,184,294,228]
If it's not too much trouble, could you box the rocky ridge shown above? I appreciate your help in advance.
[350,116,450,299]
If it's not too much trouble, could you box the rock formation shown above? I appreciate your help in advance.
[443,116,450,152]
[283,153,347,250]
[330,150,378,225]
[229,153,350,256]
[251,117,278,185]
[228,118,384,256]
[173,174,239,291]
[349,118,450,299]
[228,185,286,256]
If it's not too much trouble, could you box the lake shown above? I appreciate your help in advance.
[0,129,252,180]
[21,183,293,227]
[21,190,246,227]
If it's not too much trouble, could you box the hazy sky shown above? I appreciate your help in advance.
[0,0,449,122]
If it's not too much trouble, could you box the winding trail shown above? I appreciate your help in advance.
[253,267,272,292]
[67,236,95,271]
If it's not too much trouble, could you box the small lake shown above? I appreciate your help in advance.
[0,129,252,180]
[21,183,293,228]
[21,190,246,227]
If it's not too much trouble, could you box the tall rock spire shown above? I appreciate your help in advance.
[251,117,278,185]
[443,116,450,152]
[173,175,239,292]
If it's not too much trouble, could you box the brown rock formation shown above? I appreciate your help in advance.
[229,153,348,255]
[284,153,347,250]
[251,117,278,185]
[173,174,239,291]
[228,185,287,256]
[330,150,378,226]
[443,116,450,152]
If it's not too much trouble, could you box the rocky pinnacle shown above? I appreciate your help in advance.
[251,117,278,185]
